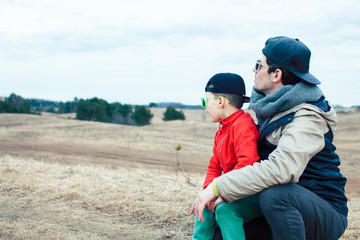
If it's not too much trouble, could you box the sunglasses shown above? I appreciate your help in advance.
[200,96,231,109]
[254,59,269,71]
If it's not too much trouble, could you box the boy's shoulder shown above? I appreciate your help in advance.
[234,110,256,123]
[231,111,258,130]
[221,110,257,129]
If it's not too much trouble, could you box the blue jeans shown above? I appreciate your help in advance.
[259,183,347,240]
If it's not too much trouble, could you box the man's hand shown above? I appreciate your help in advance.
[207,197,224,213]
[190,183,217,222]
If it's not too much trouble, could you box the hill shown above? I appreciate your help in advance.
[0,109,359,239]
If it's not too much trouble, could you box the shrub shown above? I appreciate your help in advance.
[149,102,157,108]
[132,106,153,126]
[107,103,133,125]
[76,98,109,122]
[0,93,31,114]
[163,106,185,121]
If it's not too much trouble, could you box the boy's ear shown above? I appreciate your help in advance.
[218,97,226,108]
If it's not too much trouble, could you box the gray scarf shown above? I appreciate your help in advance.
[250,81,324,127]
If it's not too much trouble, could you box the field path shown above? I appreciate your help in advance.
[0,139,206,172]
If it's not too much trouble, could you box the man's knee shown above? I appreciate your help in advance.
[259,185,280,211]
[258,184,296,214]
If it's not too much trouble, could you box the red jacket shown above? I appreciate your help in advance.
[203,110,260,189]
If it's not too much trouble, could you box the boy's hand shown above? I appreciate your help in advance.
[190,183,217,222]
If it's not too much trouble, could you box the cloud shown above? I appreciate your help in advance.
[0,0,359,106]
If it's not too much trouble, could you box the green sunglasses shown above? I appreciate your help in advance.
[200,96,231,109]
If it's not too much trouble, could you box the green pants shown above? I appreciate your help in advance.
[192,195,262,240]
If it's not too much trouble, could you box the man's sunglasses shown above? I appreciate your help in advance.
[201,96,231,109]
[254,59,269,71]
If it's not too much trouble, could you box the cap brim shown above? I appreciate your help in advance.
[289,70,321,85]
[243,96,250,103]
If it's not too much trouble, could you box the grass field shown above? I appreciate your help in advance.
[0,109,359,239]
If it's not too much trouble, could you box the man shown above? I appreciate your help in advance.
[191,36,348,240]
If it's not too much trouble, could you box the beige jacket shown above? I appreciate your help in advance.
[216,103,338,202]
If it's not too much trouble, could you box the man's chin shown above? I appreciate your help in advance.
[253,85,261,92]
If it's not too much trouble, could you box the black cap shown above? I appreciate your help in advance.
[262,36,321,85]
[205,73,250,102]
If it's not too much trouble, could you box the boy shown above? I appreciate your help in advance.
[192,73,262,240]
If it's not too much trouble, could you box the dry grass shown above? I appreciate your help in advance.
[0,154,203,239]
[0,109,359,239]
[1,154,359,240]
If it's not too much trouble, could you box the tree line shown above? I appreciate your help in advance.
[0,93,186,126]
[75,98,185,125]
[0,93,31,114]
[76,97,153,125]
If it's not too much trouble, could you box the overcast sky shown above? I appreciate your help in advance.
[1,0,359,107]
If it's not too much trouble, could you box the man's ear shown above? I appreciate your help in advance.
[273,69,283,83]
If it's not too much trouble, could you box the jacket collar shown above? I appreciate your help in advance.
[219,110,244,127]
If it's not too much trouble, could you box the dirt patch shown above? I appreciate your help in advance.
[0,140,206,172]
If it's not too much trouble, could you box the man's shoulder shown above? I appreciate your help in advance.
[268,102,337,136]
[271,102,332,122]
